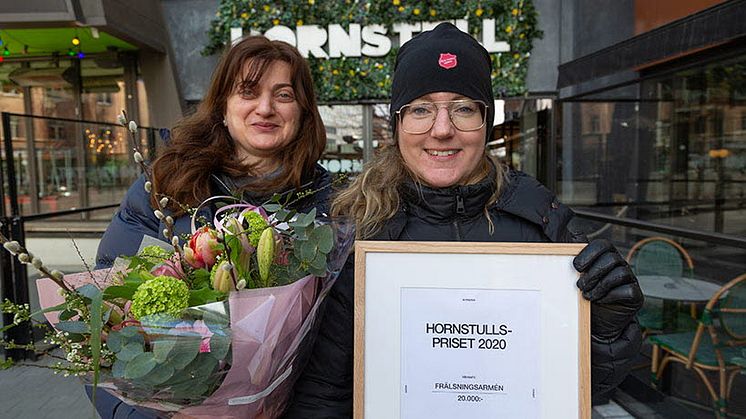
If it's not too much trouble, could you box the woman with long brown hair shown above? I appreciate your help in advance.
[96,35,328,269]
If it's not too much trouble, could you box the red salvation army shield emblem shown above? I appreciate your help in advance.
[438,53,458,69]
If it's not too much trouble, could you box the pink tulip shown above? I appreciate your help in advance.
[185,227,223,269]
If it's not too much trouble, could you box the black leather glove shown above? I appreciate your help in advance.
[574,239,644,341]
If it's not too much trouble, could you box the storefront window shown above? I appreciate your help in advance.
[491,98,553,181]
[559,55,746,240]
[558,54,746,415]
[0,54,147,218]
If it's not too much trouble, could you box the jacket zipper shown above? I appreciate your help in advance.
[453,191,465,240]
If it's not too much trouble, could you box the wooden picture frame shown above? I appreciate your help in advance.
[354,241,590,419]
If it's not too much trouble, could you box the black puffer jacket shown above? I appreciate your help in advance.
[284,169,642,417]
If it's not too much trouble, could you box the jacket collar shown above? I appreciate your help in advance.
[400,167,497,224]
[210,164,332,212]
[372,167,576,243]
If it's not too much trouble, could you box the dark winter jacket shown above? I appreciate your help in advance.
[95,165,333,269]
[283,168,642,418]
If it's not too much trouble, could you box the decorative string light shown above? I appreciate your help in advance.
[0,30,89,59]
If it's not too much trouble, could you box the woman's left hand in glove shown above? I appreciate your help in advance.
[573,239,644,341]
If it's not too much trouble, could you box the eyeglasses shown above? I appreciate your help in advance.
[396,99,488,134]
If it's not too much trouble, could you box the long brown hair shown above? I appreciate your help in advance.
[152,36,326,212]
[332,142,505,240]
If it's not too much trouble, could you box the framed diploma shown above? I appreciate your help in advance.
[353,241,590,419]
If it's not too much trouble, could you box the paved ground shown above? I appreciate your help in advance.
[0,349,100,419]
[0,349,633,419]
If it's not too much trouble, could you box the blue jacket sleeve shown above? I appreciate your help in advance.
[96,176,160,269]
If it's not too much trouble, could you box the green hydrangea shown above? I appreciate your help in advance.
[244,211,269,247]
[140,245,172,260]
[130,275,189,320]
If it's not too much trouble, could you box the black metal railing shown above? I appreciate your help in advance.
[1,112,159,219]
[0,205,118,360]
[573,209,746,250]
[0,112,161,360]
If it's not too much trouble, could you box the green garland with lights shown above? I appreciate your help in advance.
[205,0,542,101]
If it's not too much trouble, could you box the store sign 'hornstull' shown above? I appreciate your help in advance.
[231,20,510,58]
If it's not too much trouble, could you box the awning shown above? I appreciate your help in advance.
[557,0,746,90]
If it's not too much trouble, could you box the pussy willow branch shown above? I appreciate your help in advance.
[120,110,183,259]
[0,228,72,293]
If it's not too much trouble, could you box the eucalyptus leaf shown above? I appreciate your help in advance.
[298,240,317,261]
[120,326,141,338]
[168,355,218,398]
[55,321,89,334]
[293,226,308,240]
[117,342,144,362]
[165,336,201,369]
[141,363,175,386]
[310,252,327,271]
[208,333,231,360]
[262,203,281,212]
[308,264,327,277]
[170,381,210,400]
[76,283,102,301]
[152,338,177,362]
[112,358,127,378]
[201,311,230,328]
[107,331,123,353]
[58,309,77,321]
[312,225,334,253]
[275,208,291,222]
[295,211,315,227]
[124,352,156,379]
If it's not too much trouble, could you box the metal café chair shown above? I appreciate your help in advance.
[626,237,697,335]
[649,273,746,418]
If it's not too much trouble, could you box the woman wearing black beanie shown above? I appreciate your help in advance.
[284,23,643,418]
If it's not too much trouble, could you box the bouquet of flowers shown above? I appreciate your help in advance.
[0,113,353,418]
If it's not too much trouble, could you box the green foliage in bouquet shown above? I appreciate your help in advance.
[106,310,231,402]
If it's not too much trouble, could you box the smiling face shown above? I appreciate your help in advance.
[397,92,487,188]
[224,60,301,174]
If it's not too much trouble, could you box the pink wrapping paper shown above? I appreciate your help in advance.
[35,269,326,418]
[36,269,119,324]
[177,274,318,419]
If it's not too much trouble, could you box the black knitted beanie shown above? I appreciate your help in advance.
[390,22,495,141]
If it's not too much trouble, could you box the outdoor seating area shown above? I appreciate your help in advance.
[626,234,746,417]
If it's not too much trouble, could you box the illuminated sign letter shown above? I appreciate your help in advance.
[361,24,390,57]
[329,24,362,58]
[297,25,329,58]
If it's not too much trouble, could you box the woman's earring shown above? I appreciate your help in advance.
[222,119,228,126]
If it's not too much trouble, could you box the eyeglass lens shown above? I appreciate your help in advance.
[399,100,486,134]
